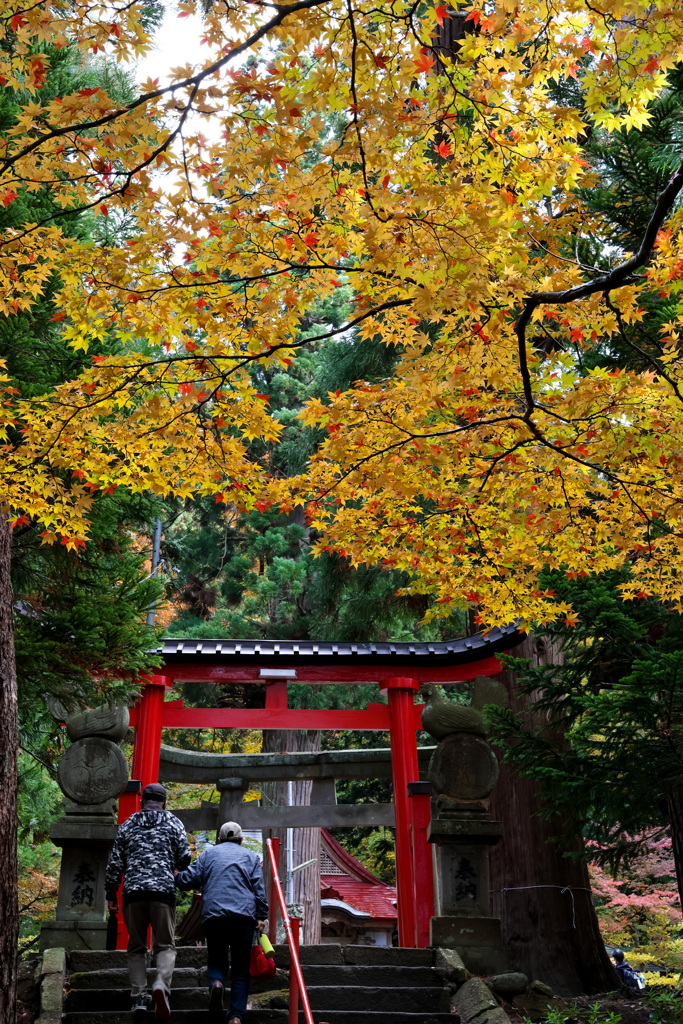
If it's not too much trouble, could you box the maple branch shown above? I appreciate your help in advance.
[516,155,683,415]
[461,509,521,603]
[345,0,391,224]
[74,298,415,376]
[12,297,415,472]
[0,78,201,250]
[80,257,383,298]
[19,744,58,779]
[0,0,336,177]
[527,232,603,276]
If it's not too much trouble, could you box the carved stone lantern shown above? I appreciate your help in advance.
[422,675,510,974]
[40,703,129,952]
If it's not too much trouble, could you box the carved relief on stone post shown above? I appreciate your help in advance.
[58,735,128,809]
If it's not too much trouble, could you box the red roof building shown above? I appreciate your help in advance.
[320,829,397,947]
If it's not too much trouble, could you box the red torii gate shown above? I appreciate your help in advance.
[118,628,520,949]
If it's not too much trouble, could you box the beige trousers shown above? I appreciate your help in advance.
[123,900,176,999]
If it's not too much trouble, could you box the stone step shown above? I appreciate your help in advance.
[68,964,442,993]
[67,946,349,973]
[65,1011,455,1024]
[69,969,203,991]
[67,985,449,1014]
[343,947,434,967]
[308,985,449,1013]
[67,944,435,974]
[301,965,443,988]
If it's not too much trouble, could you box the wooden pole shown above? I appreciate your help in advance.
[268,836,280,945]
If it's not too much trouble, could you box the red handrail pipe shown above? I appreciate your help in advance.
[265,838,315,1024]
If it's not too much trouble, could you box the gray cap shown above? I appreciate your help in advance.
[218,821,243,843]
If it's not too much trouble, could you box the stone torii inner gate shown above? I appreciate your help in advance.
[120,627,520,949]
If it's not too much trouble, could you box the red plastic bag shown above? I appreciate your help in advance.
[250,936,276,979]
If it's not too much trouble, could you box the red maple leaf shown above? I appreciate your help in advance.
[434,139,453,158]
[2,189,18,208]
[303,232,319,247]
[413,51,436,75]
[435,5,451,25]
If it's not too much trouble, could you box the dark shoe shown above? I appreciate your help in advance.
[131,996,148,1023]
[209,982,224,1017]
[152,987,170,1021]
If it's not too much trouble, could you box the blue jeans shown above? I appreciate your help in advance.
[203,913,254,1020]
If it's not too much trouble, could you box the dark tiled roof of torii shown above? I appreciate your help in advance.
[157,623,522,666]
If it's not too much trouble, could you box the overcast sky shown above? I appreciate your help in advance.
[135,4,208,87]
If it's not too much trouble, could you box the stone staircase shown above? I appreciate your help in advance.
[64,945,454,1024]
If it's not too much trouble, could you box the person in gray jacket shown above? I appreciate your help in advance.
[175,821,268,1024]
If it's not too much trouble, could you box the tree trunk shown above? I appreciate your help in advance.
[489,634,618,996]
[261,729,321,944]
[0,510,18,1023]
[668,787,683,911]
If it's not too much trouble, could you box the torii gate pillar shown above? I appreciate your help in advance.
[382,676,421,947]
[116,674,170,949]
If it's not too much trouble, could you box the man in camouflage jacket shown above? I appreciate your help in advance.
[106,783,191,1021]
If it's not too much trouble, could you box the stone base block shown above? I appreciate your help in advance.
[431,916,509,975]
[40,920,108,953]
[428,818,503,844]
[50,817,118,843]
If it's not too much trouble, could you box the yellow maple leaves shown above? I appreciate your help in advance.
[3,0,683,624]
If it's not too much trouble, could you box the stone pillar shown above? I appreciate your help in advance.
[426,676,510,975]
[40,705,129,952]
